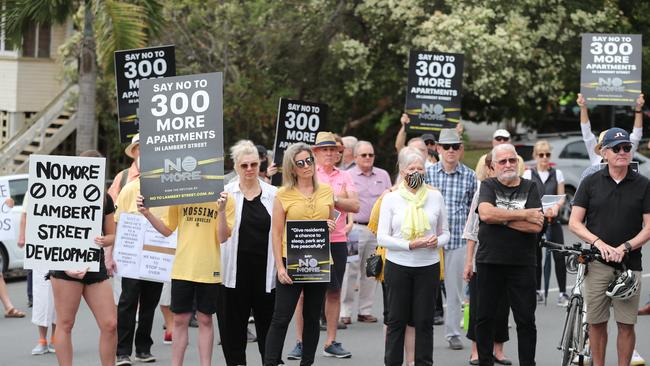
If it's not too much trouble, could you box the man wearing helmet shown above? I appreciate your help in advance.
[569,127,650,366]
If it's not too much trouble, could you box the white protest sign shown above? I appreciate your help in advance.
[114,213,176,282]
[0,180,15,241]
[25,155,105,271]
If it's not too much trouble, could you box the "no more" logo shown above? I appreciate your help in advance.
[162,156,201,182]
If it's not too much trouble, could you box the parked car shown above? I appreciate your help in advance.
[0,174,28,274]
[517,136,650,224]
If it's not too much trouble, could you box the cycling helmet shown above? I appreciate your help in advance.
[606,269,640,300]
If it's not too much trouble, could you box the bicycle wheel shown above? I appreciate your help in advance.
[561,300,580,366]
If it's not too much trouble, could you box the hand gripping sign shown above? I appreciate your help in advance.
[114,45,176,143]
[138,72,224,207]
[24,155,105,271]
[580,33,642,106]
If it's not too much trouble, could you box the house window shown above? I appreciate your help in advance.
[0,111,9,145]
[22,22,50,58]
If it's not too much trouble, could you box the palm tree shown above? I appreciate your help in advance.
[2,0,162,154]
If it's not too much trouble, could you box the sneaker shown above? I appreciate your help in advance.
[631,349,645,366]
[135,352,156,363]
[116,355,132,366]
[189,314,199,328]
[323,341,352,358]
[248,315,255,323]
[287,342,302,360]
[31,343,49,355]
[557,293,570,307]
[47,344,56,353]
[163,331,172,345]
[448,336,464,350]
[247,327,257,343]
[433,315,444,325]
[536,290,545,304]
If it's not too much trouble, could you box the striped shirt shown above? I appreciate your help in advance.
[425,162,477,250]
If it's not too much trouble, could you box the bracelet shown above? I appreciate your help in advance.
[592,237,601,245]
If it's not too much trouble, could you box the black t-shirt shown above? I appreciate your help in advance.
[237,192,270,260]
[476,178,542,266]
[572,166,650,271]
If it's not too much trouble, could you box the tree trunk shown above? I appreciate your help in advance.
[76,0,97,154]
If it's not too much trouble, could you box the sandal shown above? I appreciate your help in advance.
[4,307,26,318]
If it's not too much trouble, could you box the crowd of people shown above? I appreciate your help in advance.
[2,93,650,366]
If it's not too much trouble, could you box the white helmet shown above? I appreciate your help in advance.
[606,269,640,300]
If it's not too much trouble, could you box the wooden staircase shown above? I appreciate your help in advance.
[0,84,78,175]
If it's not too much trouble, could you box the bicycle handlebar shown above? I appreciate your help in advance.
[539,239,601,257]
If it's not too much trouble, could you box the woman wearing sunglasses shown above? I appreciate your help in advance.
[264,143,336,366]
[216,140,277,365]
[522,140,567,306]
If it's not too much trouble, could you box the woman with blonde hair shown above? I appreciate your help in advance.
[216,140,277,365]
[264,142,335,366]
[378,146,450,366]
[522,140,567,306]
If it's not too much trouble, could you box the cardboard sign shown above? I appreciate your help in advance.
[114,45,176,143]
[286,220,330,283]
[139,72,224,207]
[580,34,642,106]
[405,50,463,132]
[0,180,14,241]
[271,98,328,186]
[114,213,177,283]
[24,155,105,271]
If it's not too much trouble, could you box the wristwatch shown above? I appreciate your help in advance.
[624,241,633,252]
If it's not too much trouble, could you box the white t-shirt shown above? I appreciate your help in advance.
[523,168,565,185]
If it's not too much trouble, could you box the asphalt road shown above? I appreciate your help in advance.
[1,226,649,365]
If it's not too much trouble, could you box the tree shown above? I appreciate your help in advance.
[2,0,161,154]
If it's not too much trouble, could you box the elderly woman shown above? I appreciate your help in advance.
[264,143,335,366]
[377,147,450,366]
[522,140,567,306]
[463,152,511,365]
[216,140,277,366]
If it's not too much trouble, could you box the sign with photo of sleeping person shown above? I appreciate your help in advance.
[286,220,330,283]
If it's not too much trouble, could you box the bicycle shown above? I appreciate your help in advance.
[540,239,602,366]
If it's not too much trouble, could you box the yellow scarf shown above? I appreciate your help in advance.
[398,182,430,240]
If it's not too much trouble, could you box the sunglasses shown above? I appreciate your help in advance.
[425,141,436,146]
[441,144,461,151]
[610,144,632,154]
[537,153,551,158]
[239,162,259,170]
[359,153,375,158]
[294,156,314,168]
[494,136,510,142]
[496,158,518,166]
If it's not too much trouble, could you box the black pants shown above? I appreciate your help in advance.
[117,278,163,356]
[476,263,536,366]
[264,279,327,366]
[466,272,509,343]
[384,260,439,366]
[435,282,444,318]
[217,256,275,366]
[536,222,566,293]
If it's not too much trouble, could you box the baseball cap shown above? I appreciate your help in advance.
[602,127,631,149]
[421,133,436,144]
[493,129,511,139]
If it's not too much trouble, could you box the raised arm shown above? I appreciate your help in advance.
[631,94,645,154]
[395,114,409,153]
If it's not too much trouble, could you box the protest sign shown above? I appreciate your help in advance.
[271,98,328,186]
[286,220,330,283]
[580,33,642,106]
[114,213,177,283]
[405,50,463,132]
[115,45,176,143]
[24,155,105,271]
[0,180,14,241]
[139,72,224,207]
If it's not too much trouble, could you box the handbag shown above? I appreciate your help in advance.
[365,253,383,278]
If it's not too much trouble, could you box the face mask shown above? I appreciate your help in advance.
[405,171,425,189]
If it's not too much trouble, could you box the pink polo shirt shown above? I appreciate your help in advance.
[316,165,356,243]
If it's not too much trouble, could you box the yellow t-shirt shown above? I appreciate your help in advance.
[163,202,223,284]
[277,184,333,258]
[114,179,168,221]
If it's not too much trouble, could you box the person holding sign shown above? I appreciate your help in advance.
[576,93,644,166]
[48,150,118,366]
[136,190,224,366]
[215,140,277,366]
[377,146,450,366]
[264,143,336,366]
[522,141,567,306]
